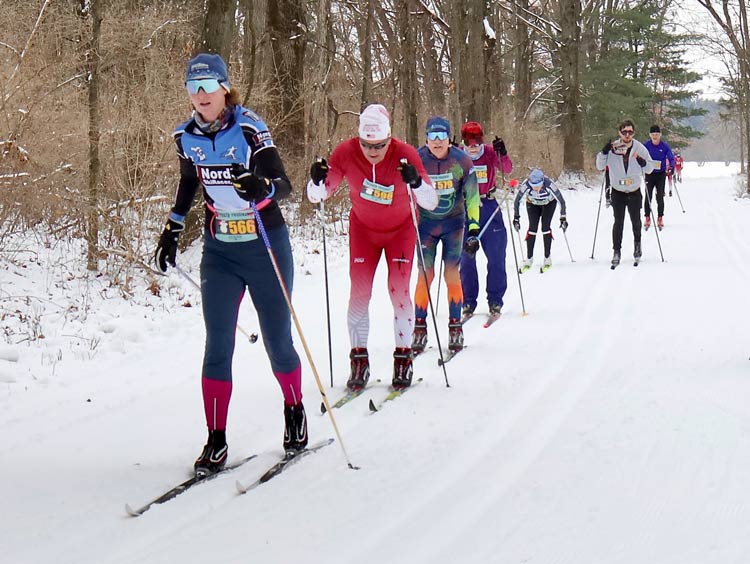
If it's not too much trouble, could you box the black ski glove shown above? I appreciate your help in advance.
[310,158,329,185]
[492,136,507,156]
[512,216,521,231]
[560,216,568,232]
[635,155,647,167]
[463,228,480,256]
[398,161,421,188]
[230,164,271,202]
[601,141,613,155]
[154,217,185,273]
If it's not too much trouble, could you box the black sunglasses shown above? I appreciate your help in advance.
[359,138,389,150]
[620,129,635,135]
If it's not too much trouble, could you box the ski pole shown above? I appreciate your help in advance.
[672,181,686,213]
[435,256,443,316]
[477,204,502,240]
[318,201,335,388]
[250,201,360,470]
[502,177,528,316]
[648,208,665,262]
[562,229,575,262]
[590,172,606,259]
[175,265,258,344]
[501,170,524,261]
[401,159,450,387]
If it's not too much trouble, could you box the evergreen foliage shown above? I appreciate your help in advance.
[583,1,705,148]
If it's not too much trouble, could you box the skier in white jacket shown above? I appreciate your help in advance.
[596,119,655,267]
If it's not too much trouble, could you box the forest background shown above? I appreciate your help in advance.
[1,0,749,289]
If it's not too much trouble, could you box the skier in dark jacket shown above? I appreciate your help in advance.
[154,53,307,476]
[642,124,675,230]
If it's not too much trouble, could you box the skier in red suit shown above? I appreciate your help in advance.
[306,104,437,390]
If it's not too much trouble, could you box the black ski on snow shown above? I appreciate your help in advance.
[125,453,258,517]
[235,438,334,494]
[483,312,501,328]
[320,380,381,414]
[460,313,474,325]
[368,378,424,413]
[438,346,469,366]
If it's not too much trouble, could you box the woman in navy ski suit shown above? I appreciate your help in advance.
[512,169,568,269]
[154,53,307,476]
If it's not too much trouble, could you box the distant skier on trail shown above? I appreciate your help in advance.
[458,121,513,320]
[596,119,655,268]
[673,148,684,187]
[305,104,437,391]
[512,168,568,272]
[409,116,479,355]
[153,53,308,476]
[642,125,675,230]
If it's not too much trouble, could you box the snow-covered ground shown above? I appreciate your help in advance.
[2,162,749,564]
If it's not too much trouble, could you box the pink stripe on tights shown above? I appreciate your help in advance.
[274,363,302,405]
[202,377,232,430]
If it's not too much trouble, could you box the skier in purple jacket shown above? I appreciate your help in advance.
[643,124,675,230]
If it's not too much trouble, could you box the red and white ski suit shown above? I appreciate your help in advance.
[322,137,433,348]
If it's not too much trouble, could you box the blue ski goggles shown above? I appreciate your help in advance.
[186,79,225,95]
[426,131,449,141]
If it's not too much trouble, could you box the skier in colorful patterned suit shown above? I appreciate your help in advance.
[153,53,307,476]
[458,121,513,318]
[306,104,438,390]
[411,116,479,355]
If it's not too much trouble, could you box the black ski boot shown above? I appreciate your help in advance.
[392,347,413,389]
[412,318,428,354]
[283,403,308,454]
[611,250,621,268]
[347,347,370,391]
[448,318,464,352]
[194,429,228,477]
[634,241,642,260]
[488,303,502,316]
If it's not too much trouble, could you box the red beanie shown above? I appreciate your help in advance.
[461,121,484,143]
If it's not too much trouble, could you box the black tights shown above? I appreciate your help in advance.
[611,188,642,252]
[525,201,557,258]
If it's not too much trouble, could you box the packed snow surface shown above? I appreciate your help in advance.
[2,162,749,563]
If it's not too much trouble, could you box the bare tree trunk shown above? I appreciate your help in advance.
[421,9,445,115]
[397,0,419,145]
[307,0,334,160]
[240,0,257,98]
[449,0,487,124]
[698,0,750,190]
[268,0,307,156]
[558,0,584,173]
[513,0,532,125]
[360,0,374,109]
[199,0,236,60]
[85,0,103,271]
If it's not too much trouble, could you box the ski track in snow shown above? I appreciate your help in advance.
[3,163,750,563]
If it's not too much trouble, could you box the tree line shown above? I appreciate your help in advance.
[0,0,746,282]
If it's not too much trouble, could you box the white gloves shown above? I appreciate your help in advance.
[412,181,438,211]
[306,180,328,204]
